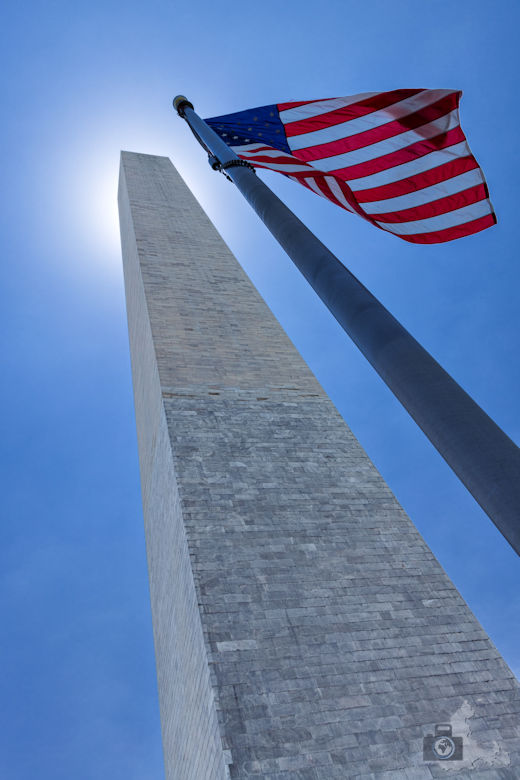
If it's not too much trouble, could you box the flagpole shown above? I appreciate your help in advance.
[173,95,520,557]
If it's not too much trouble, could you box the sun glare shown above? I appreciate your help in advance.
[54,120,176,280]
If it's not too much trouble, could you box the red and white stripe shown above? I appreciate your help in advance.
[231,90,495,244]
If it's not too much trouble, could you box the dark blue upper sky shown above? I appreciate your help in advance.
[1,1,519,778]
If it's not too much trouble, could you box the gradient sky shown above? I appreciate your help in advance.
[1,1,519,778]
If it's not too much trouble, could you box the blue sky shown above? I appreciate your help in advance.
[1,1,519,778]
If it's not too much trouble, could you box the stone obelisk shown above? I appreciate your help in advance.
[118,151,520,779]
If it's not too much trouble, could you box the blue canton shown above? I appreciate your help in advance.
[204,103,290,154]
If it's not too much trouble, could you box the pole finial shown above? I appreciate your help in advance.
[173,95,194,117]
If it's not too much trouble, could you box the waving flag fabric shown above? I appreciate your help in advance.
[205,90,495,244]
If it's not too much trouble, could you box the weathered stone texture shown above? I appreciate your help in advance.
[118,151,520,779]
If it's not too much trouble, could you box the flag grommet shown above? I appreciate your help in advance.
[221,159,256,174]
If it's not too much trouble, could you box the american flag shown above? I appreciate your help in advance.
[205,90,496,244]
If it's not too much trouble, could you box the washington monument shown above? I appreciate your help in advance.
[118,150,520,779]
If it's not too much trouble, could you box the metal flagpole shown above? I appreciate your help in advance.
[173,95,520,557]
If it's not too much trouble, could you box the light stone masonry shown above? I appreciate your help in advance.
[118,151,520,780]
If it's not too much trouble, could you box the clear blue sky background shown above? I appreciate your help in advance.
[1,1,519,778]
